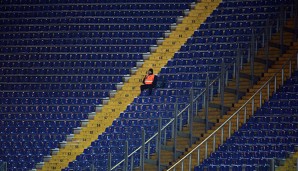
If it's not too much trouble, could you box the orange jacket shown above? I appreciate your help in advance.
[144,75,155,85]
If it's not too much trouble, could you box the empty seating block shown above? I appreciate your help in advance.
[0,0,196,170]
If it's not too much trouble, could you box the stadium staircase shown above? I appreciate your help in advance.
[163,17,298,171]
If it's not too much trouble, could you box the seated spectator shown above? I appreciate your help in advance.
[140,68,157,95]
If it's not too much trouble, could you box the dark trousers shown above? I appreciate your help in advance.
[140,84,153,95]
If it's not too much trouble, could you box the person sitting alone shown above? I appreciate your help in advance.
[140,68,157,95]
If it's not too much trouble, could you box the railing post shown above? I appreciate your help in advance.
[294,0,298,42]
[205,142,208,159]
[252,98,255,115]
[236,113,239,130]
[228,120,231,138]
[280,5,284,55]
[233,62,236,79]
[108,153,112,171]
[297,53,298,70]
[189,88,194,147]
[173,103,178,161]
[260,91,262,107]
[91,163,94,171]
[236,47,240,100]
[205,76,209,133]
[290,60,292,78]
[195,100,198,116]
[250,29,255,87]
[220,62,225,117]
[225,68,229,86]
[212,135,216,152]
[267,83,270,100]
[274,75,277,92]
[270,158,275,171]
[124,141,128,171]
[221,127,224,144]
[244,106,247,123]
[188,155,192,171]
[265,19,270,72]
[147,141,150,159]
[210,84,214,101]
[282,68,284,85]
[140,128,145,171]
[197,147,200,167]
[157,117,162,171]
[130,155,134,171]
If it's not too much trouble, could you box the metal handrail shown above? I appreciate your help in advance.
[110,60,235,170]
[167,53,297,170]
[0,162,7,171]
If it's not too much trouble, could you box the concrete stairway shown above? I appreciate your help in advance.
[141,17,298,171]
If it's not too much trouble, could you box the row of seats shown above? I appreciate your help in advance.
[0,53,144,60]
[159,73,216,82]
[217,6,279,15]
[0,68,131,75]
[1,141,61,149]
[219,0,292,7]
[235,129,298,137]
[174,51,240,59]
[240,122,297,130]
[0,148,50,157]
[0,91,105,98]
[0,3,190,11]
[187,36,250,44]
[120,111,180,119]
[131,95,181,104]
[0,31,164,39]
[217,144,296,152]
[1,45,150,53]
[1,126,74,134]
[0,37,157,45]
[0,24,169,33]
[256,107,298,115]
[0,10,184,18]
[1,17,177,25]
[0,105,95,113]
[1,120,81,128]
[0,113,88,120]
[0,60,135,68]
[248,116,298,123]
[193,27,261,37]
[125,103,187,112]
[263,100,298,107]
[209,12,277,22]
[0,0,198,4]
[0,83,114,91]
[181,43,243,52]
[1,75,123,83]
[1,134,65,142]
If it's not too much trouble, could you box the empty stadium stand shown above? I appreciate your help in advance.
[0,0,296,171]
